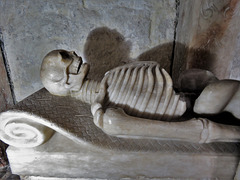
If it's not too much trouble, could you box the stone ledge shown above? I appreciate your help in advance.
[7,133,239,179]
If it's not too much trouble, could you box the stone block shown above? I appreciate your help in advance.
[7,132,239,179]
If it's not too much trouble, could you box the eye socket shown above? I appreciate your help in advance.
[77,57,82,73]
[59,51,72,60]
[72,51,78,56]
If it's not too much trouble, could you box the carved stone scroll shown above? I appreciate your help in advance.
[0,111,54,148]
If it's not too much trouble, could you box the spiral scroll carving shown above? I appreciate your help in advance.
[0,111,55,148]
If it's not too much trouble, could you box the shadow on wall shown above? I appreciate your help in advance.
[172,42,216,84]
[138,43,173,73]
[84,27,216,84]
[84,27,132,81]
[83,27,176,81]
[186,47,216,71]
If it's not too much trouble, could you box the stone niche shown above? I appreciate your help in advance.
[0,0,240,180]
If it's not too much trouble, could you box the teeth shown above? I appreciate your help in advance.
[66,52,82,74]
[77,57,82,74]
[68,60,82,74]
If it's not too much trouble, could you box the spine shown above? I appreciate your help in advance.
[71,79,100,104]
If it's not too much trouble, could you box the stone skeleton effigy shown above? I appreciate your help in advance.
[39,49,240,143]
[1,49,240,148]
[0,49,240,179]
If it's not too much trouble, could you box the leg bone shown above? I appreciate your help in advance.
[94,107,240,143]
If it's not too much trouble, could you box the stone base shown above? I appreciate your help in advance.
[7,132,239,179]
[1,89,240,179]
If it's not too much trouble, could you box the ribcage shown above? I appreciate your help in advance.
[104,61,186,121]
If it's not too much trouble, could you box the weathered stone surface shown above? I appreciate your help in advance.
[173,0,240,84]
[7,132,239,179]
[0,0,176,101]
[230,32,240,80]
[2,88,240,179]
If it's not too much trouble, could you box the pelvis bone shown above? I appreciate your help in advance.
[41,50,240,143]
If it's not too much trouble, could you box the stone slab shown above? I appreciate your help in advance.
[4,88,240,179]
[7,132,240,179]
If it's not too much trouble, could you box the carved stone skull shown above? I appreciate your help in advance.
[40,50,89,96]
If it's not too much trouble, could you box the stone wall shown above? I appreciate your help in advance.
[172,0,240,83]
[0,0,239,103]
[0,0,176,102]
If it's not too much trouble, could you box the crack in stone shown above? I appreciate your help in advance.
[170,0,180,77]
[0,29,16,104]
